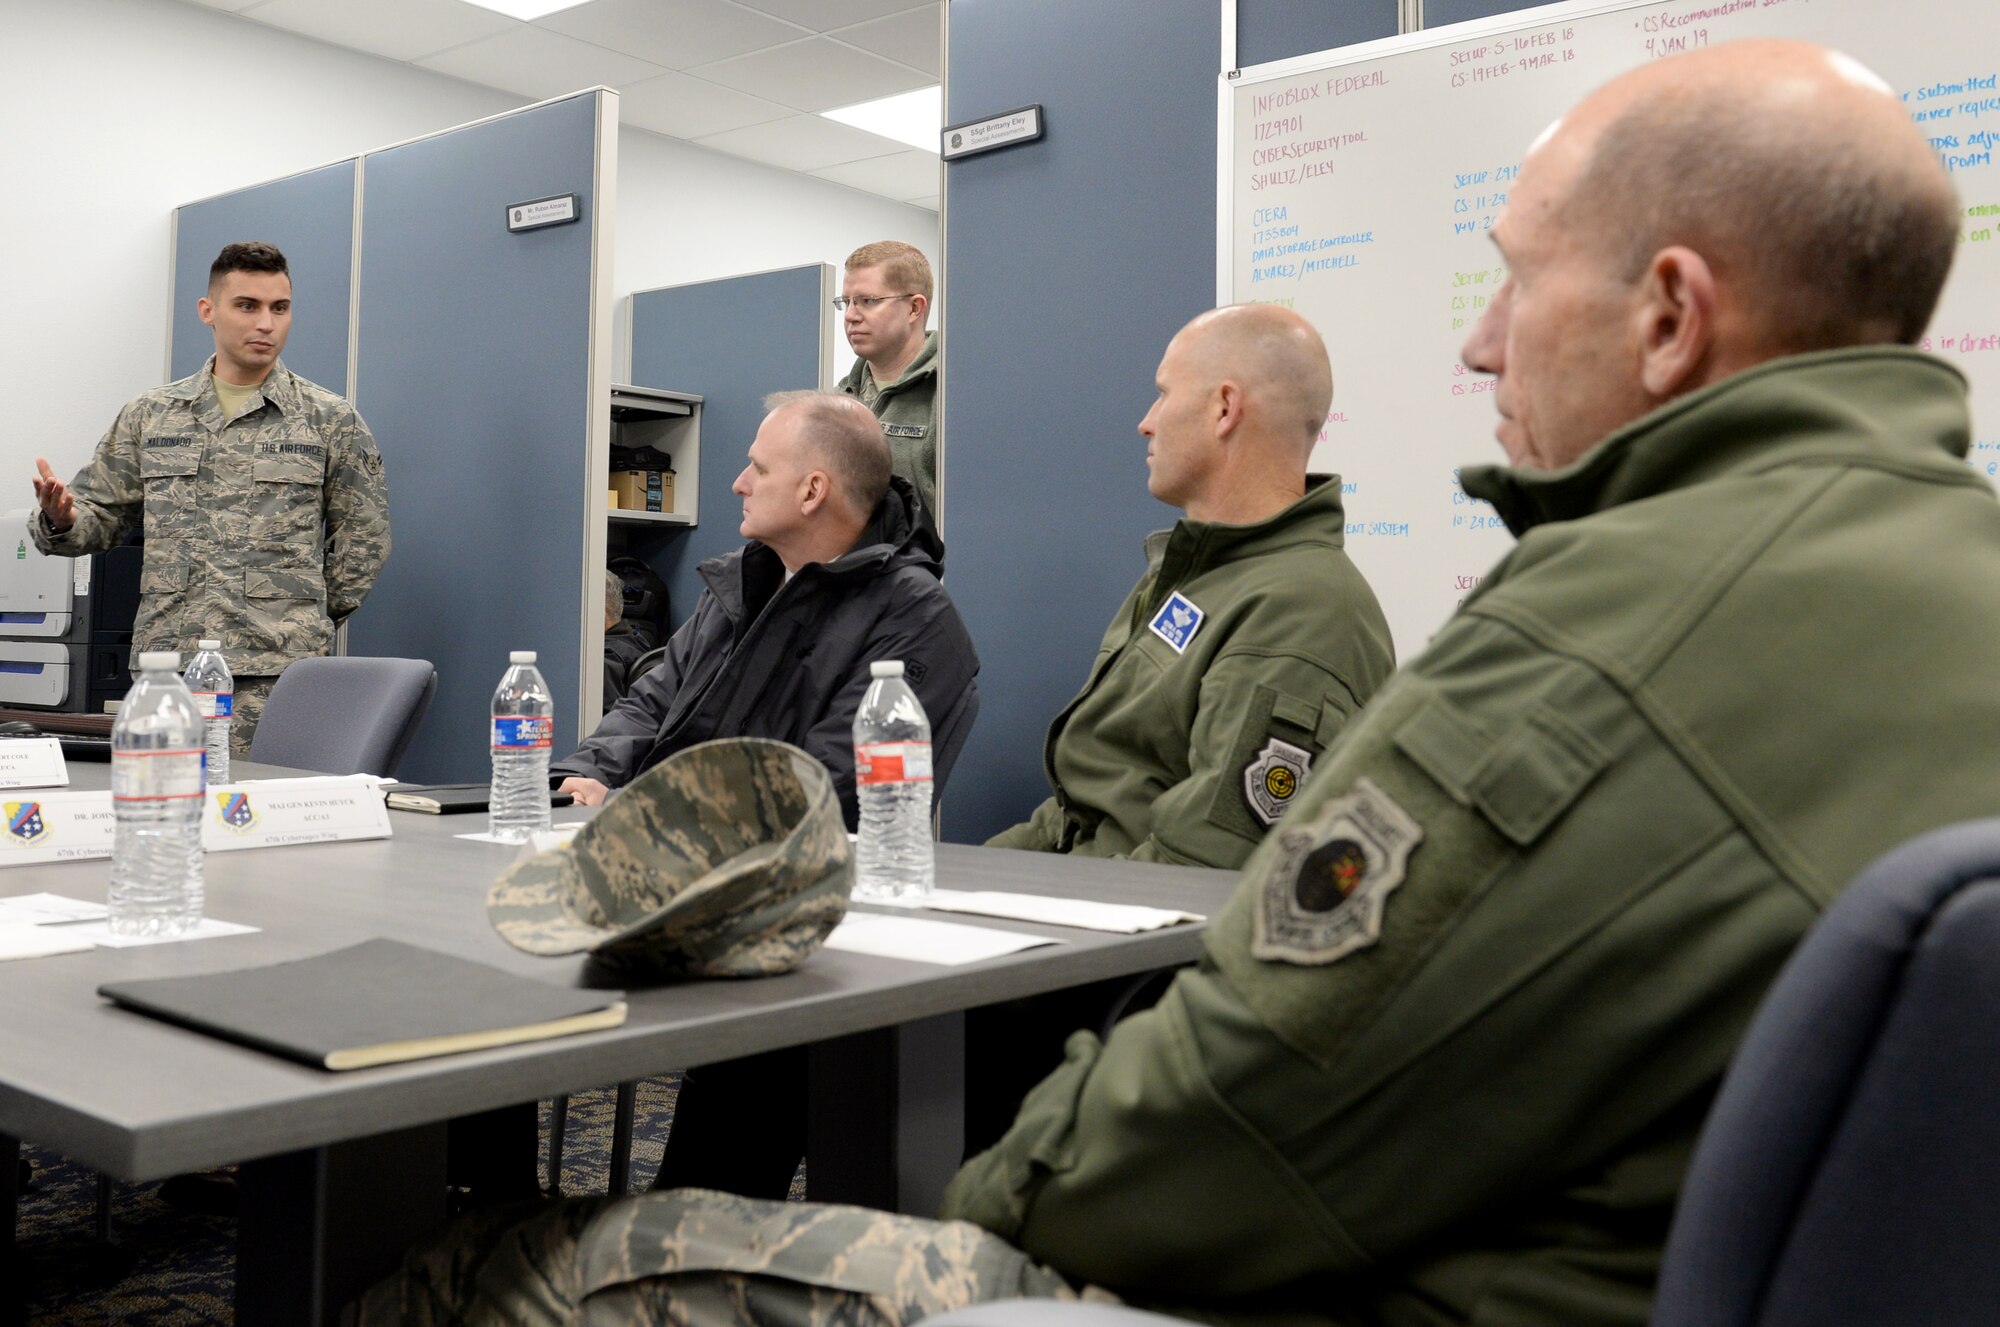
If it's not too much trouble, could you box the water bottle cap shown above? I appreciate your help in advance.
[869,660,904,678]
[197,639,220,650]
[138,651,182,671]
[510,650,537,664]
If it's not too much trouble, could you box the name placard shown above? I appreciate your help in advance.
[0,778,391,868]
[0,739,68,790]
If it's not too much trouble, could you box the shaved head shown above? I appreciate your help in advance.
[1176,304,1334,453]
[1560,40,1959,351]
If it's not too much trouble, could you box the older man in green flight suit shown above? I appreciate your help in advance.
[358,38,2000,1327]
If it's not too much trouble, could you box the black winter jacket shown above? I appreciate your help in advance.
[555,477,979,829]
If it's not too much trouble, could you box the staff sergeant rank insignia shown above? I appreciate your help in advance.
[1253,777,1423,966]
[1243,736,1312,827]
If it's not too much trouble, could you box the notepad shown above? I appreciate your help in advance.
[97,939,626,1070]
[386,783,575,814]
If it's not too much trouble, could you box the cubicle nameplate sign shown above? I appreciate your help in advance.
[0,778,391,869]
[204,779,393,852]
[0,739,68,790]
[941,105,1044,160]
[506,194,580,232]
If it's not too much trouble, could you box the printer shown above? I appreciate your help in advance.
[0,511,141,713]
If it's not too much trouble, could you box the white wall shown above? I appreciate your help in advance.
[1,0,938,488]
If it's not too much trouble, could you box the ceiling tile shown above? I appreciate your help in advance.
[240,0,516,63]
[830,6,939,77]
[618,70,794,139]
[730,0,931,32]
[185,0,269,11]
[415,26,671,101]
[808,149,940,203]
[537,0,809,71]
[695,114,908,172]
[689,34,932,113]
[905,194,939,213]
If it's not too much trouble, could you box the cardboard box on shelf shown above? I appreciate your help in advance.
[611,469,674,514]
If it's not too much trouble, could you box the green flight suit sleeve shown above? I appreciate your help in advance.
[322,405,390,623]
[31,408,143,559]
[943,630,1819,1316]
[985,797,1066,852]
[1124,648,1365,870]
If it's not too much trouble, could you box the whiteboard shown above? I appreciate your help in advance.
[1219,0,2000,660]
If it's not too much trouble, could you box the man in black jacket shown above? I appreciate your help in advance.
[555,390,978,828]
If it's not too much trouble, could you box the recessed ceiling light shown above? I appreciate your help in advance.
[821,86,943,154]
[460,0,594,20]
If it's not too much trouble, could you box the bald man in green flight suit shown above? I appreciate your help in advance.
[359,38,2000,1327]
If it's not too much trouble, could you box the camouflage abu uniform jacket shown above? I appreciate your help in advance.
[838,330,938,519]
[944,350,2000,1326]
[31,357,390,675]
[988,476,1394,870]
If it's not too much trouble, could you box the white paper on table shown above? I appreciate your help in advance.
[457,821,589,846]
[0,892,108,925]
[63,917,259,948]
[232,773,395,787]
[872,888,1204,933]
[0,739,69,790]
[823,912,1058,965]
[0,922,94,960]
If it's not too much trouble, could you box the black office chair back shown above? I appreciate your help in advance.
[246,656,438,778]
[1652,819,2000,1325]
[625,645,671,691]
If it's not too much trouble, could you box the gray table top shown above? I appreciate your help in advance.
[0,764,1237,1179]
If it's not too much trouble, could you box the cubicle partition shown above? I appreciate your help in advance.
[626,264,833,635]
[170,91,616,784]
[169,161,357,392]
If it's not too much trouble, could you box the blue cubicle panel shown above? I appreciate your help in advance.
[628,265,829,635]
[1422,0,1546,28]
[169,161,357,391]
[941,0,1221,842]
[346,93,602,784]
[1237,0,1397,67]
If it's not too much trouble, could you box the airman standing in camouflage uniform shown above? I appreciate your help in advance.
[358,39,2000,1327]
[30,241,389,754]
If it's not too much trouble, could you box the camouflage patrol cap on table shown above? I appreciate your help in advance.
[488,738,852,979]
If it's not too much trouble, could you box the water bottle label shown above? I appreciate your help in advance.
[192,692,234,719]
[855,741,933,785]
[492,716,553,751]
[112,749,206,801]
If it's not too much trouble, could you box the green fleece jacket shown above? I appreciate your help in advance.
[839,330,939,518]
[988,476,1394,870]
[946,349,2000,1326]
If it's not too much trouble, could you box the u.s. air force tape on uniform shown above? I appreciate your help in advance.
[1253,777,1423,965]
[1242,736,1312,827]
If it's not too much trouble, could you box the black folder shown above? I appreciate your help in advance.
[384,783,574,814]
[98,939,626,1070]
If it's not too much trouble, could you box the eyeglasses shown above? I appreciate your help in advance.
[831,293,917,312]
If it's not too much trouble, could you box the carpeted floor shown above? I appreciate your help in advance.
[13,1076,683,1325]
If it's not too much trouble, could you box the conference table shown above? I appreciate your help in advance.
[0,761,1236,1325]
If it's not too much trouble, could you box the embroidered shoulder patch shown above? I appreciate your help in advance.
[1242,737,1312,827]
[1147,591,1204,654]
[1252,777,1424,966]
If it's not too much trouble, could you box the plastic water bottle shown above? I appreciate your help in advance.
[109,651,206,936]
[183,638,233,785]
[490,650,554,843]
[852,660,934,901]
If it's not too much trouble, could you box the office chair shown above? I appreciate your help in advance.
[625,644,671,692]
[1651,817,2000,1325]
[246,656,437,778]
